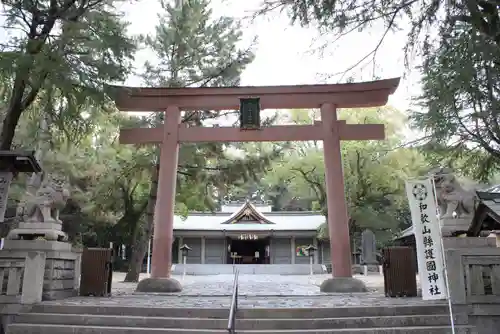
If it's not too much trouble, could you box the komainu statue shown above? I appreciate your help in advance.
[430,167,478,219]
[22,173,70,224]
[8,172,70,241]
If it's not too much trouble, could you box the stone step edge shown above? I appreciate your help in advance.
[7,323,473,333]
[7,324,225,333]
[32,304,449,313]
[17,312,463,322]
[236,326,473,333]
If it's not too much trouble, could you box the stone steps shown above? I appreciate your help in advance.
[6,303,475,334]
[7,324,474,334]
[12,313,468,330]
[25,303,451,318]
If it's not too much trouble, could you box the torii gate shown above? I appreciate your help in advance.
[111,78,400,292]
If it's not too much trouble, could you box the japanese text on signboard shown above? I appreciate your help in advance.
[406,179,447,300]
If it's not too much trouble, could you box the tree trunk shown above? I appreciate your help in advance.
[124,165,159,282]
[0,53,46,151]
[1,76,27,150]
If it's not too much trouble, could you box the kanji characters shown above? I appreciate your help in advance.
[419,202,428,212]
[428,272,439,283]
[429,285,441,295]
[423,235,434,248]
[424,248,435,260]
[426,260,437,271]
[422,225,431,235]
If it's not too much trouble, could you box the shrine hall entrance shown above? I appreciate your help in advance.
[227,236,270,264]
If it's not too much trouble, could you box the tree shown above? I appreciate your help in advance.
[267,107,426,245]
[0,0,136,150]
[411,22,500,180]
[0,83,135,247]
[123,0,281,282]
[256,0,500,73]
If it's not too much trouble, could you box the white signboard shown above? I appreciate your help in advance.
[405,178,448,300]
[0,172,13,223]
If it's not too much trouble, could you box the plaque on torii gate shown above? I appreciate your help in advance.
[110,78,400,293]
[240,98,261,130]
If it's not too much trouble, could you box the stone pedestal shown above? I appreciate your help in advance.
[440,217,472,237]
[7,222,67,242]
[1,239,81,300]
[443,236,496,250]
[319,277,368,293]
[136,277,182,293]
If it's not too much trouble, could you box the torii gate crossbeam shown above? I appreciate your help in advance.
[111,77,400,293]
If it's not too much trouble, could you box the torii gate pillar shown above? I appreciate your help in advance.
[319,103,367,292]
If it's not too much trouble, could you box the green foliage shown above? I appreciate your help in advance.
[139,0,279,209]
[252,107,427,246]
[0,0,136,149]
[142,0,255,87]
[411,23,500,181]
[257,0,500,74]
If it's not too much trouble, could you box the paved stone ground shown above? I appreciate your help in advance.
[41,294,439,309]
[39,272,432,309]
[110,272,397,296]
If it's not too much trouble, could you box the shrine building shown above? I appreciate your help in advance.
[170,200,331,266]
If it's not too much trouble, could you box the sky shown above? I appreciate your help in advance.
[120,0,423,114]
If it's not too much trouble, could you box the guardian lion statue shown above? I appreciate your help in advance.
[430,167,478,219]
[22,173,70,224]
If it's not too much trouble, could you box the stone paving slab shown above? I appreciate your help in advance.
[110,272,400,296]
[40,294,440,309]
[37,272,429,309]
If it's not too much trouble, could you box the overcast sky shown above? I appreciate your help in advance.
[120,0,423,114]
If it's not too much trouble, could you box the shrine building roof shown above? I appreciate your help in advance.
[173,200,324,231]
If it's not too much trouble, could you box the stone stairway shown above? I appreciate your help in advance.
[7,303,474,333]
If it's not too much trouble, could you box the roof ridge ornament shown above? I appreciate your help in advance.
[220,200,275,225]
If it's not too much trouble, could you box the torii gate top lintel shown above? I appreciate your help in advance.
[109,77,400,112]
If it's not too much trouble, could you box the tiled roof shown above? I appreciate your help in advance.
[476,191,500,217]
[485,184,500,193]
[219,200,275,225]
[174,211,325,231]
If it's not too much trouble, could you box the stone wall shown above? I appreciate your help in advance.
[0,240,81,301]
[444,237,500,334]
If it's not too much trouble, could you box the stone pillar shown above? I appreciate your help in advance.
[137,106,182,293]
[319,103,366,293]
[313,237,319,264]
[291,236,296,264]
[177,236,183,264]
[269,238,273,264]
[201,237,206,264]
[21,251,46,304]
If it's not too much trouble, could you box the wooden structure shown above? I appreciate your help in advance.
[111,78,400,281]
[382,246,417,297]
[80,248,113,296]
